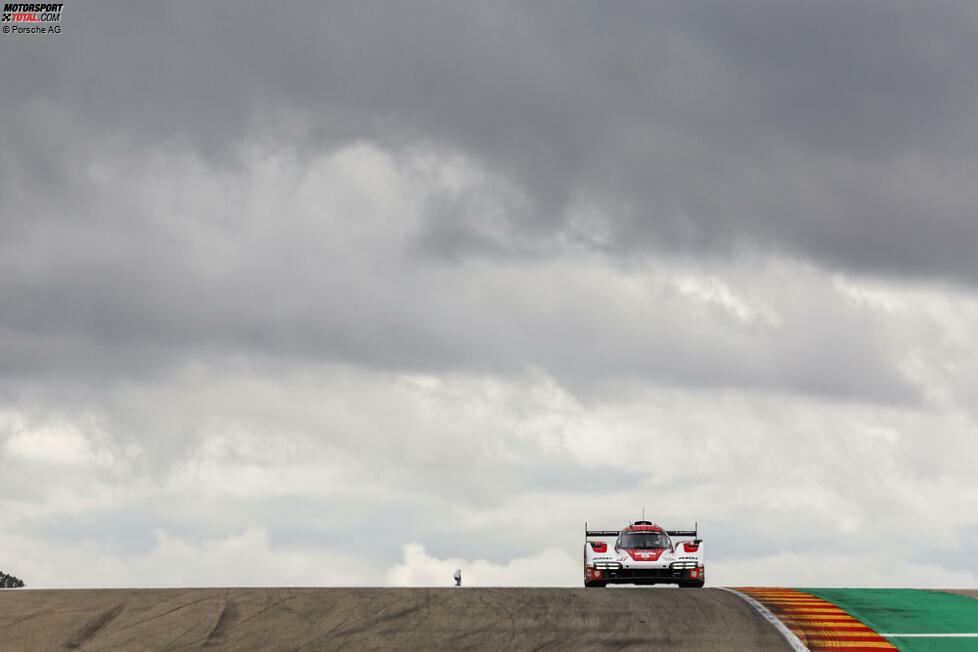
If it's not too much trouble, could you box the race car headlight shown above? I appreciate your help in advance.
[669,562,698,569]
[594,561,623,570]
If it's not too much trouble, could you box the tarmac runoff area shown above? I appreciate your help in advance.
[0,586,794,651]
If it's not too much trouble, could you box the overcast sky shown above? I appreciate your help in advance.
[2,1,977,589]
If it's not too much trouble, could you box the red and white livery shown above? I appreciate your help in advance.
[584,520,704,588]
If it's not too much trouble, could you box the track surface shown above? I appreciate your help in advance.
[0,587,792,651]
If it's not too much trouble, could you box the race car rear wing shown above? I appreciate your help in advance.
[585,522,699,538]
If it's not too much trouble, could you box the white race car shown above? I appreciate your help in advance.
[584,520,704,588]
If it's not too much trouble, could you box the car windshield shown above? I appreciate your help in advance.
[619,532,671,549]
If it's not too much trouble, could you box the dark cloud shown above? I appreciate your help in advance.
[6,2,978,280]
[0,26,926,403]
[3,1,978,588]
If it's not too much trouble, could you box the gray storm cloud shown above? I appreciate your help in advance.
[2,1,978,588]
[5,2,978,279]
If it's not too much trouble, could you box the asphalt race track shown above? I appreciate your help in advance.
[0,587,793,651]
[3,587,977,650]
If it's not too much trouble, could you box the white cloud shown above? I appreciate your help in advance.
[3,324,978,589]
[711,551,978,589]
[673,273,780,326]
[4,136,978,591]
[386,543,579,587]
[0,527,377,589]
[2,418,109,467]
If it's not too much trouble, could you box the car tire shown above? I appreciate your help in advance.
[584,581,607,588]
[679,580,705,588]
